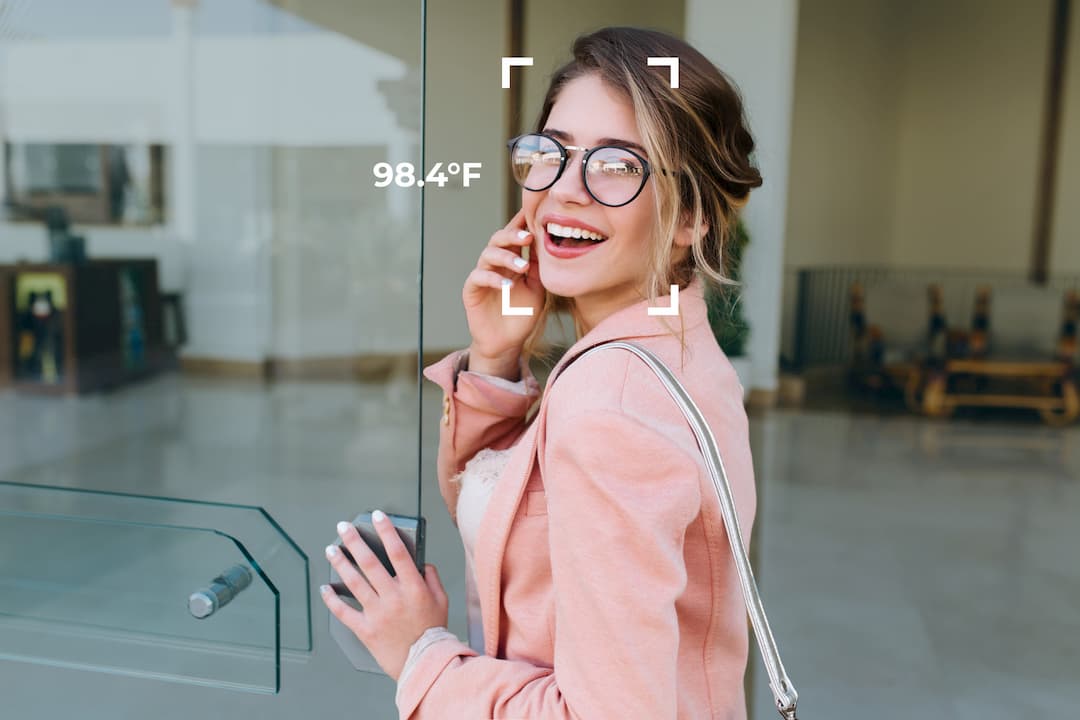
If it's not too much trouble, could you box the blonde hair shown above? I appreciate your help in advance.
[520,27,762,365]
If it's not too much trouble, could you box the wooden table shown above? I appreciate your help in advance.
[914,358,1079,426]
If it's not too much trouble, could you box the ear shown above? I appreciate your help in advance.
[673,211,708,249]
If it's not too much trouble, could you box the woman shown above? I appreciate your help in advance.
[322,26,763,719]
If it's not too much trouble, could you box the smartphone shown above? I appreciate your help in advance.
[330,511,426,586]
[327,511,426,672]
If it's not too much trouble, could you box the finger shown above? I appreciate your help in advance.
[465,268,514,293]
[336,521,393,594]
[488,226,533,253]
[424,564,448,606]
[320,584,369,638]
[371,510,420,585]
[478,245,529,275]
[490,207,532,249]
[325,541,376,604]
[508,208,539,250]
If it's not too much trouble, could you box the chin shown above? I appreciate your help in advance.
[538,267,596,299]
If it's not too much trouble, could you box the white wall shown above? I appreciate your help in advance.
[786,0,1075,274]
[688,0,800,394]
[780,0,1078,363]
[784,0,902,269]
[781,0,903,361]
[890,0,1051,271]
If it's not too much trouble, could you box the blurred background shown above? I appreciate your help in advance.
[0,1,1077,718]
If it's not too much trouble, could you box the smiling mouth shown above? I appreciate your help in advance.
[546,222,608,248]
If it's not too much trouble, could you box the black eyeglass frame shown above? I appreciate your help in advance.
[506,132,665,208]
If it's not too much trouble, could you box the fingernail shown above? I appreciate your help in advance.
[325,544,339,558]
[372,509,386,523]
[517,230,531,239]
[513,257,527,269]
[336,521,350,535]
[319,584,331,594]
[501,278,513,288]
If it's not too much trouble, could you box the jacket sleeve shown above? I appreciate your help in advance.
[395,407,703,720]
[422,350,541,527]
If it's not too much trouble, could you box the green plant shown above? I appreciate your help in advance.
[705,220,750,357]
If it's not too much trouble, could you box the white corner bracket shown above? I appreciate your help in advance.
[502,282,534,316]
[647,285,680,316]
[502,57,534,89]
[647,57,679,88]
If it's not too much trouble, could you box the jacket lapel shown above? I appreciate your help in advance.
[472,278,710,657]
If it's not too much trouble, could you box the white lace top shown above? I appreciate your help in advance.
[453,445,515,652]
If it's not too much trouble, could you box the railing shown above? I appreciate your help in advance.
[788,266,1080,369]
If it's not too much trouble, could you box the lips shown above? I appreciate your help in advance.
[540,215,609,259]
[544,226,609,259]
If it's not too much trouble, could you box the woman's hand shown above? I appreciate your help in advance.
[320,512,449,683]
[463,208,544,369]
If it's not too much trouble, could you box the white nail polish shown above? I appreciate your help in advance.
[513,257,527,269]
[325,544,339,558]
[372,509,386,523]
[517,229,531,239]
[336,521,350,535]
[501,278,513,288]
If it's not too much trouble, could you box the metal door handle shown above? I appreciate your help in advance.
[188,564,252,619]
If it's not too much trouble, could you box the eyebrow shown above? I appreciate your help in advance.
[542,128,649,156]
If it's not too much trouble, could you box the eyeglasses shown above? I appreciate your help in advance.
[507,133,655,207]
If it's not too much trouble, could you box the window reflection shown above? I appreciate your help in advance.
[4,142,165,225]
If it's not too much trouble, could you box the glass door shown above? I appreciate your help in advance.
[1,0,424,716]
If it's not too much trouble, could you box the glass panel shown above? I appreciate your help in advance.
[0,480,315,693]
[0,481,310,654]
[0,0,424,713]
[0,510,279,692]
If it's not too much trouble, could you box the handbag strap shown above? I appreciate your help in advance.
[556,340,799,720]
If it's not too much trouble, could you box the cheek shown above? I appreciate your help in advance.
[612,205,656,255]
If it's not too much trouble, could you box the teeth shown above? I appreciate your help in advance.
[546,222,607,242]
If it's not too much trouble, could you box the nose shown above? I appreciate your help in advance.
[549,150,592,205]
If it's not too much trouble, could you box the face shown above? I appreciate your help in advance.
[522,74,665,331]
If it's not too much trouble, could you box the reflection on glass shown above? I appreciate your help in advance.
[12,272,67,384]
[4,142,166,226]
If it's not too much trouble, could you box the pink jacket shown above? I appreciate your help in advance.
[401,277,757,719]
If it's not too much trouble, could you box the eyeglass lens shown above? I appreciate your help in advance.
[510,134,646,206]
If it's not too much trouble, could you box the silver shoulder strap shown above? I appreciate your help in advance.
[561,340,799,720]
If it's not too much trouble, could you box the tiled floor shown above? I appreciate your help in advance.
[1,372,1077,719]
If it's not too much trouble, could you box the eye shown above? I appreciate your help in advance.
[588,158,643,177]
